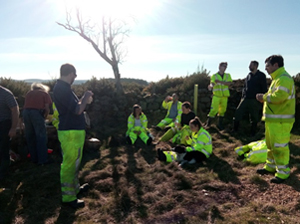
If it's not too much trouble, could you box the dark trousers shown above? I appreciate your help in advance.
[0,119,11,179]
[183,151,207,163]
[23,109,48,164]
[234,98,262,124]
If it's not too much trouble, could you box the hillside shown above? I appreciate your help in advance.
[1,125,300,224]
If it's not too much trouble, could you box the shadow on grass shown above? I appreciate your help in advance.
[207,154,241,184]
[0,160,67,224]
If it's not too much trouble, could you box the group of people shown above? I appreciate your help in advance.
[0,54,296,210]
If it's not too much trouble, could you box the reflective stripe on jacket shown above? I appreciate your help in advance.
[211,73,232,97]
[162,100,182,124]
[126,113,148,136]
[163,151,178,162]
[262,67,295,123]
[186,127,212,158]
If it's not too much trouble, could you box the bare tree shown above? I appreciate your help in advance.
[57,8,130,93]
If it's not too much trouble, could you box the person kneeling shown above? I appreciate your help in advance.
[126,104,152,146]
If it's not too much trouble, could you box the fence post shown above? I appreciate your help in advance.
[194,84,198,115]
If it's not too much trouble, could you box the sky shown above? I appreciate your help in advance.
[0,0,300,82]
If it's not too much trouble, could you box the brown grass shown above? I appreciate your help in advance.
[1,127,300,224]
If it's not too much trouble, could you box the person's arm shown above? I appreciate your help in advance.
[260,72,268,94]
[262,78,291,104]
[76,90,94,115]
[9,106,19,138]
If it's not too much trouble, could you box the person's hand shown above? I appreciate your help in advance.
[137,131,141,135]
[185,136,190,140]
[256,94,264,103]
[8,128,17,138]
[207,84,213,91]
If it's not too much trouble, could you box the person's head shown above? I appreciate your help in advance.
[172,93,179,102]
[249,60,259,72]
[182,101,192,114]
[132,104,142,117]
[31,82,50,92]
[265,55,284,75]
[218,62,228,74]
[60,63,77,84]
[189,116,202,132]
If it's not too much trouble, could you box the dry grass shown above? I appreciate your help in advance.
[1,127,300,224]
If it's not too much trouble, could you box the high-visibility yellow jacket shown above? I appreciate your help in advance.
[211,73,232,97]
[126,113,148,136]
[235,140,267,164]
[52,102,59,130]
[186,127,212,158]
[162,100,182,124]
[262,67,295,123]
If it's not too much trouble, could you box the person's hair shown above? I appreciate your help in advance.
[265,55,284,67]
[132,104,142,117]
[251,60,259,67]
[182,101,191,109]
[219,62,228,67]
[31,82,50,92]
[60,63,76,77]
[189,116,202,129]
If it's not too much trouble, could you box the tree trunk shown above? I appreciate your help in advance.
[112,64,123,94]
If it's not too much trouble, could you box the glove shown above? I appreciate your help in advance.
[174,145,186,154]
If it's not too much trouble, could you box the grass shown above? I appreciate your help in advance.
[1,125,300,224]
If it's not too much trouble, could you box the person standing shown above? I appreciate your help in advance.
[23,83,53,165]
[53,63,93,208]
[206,62,232,130]
[232,61,268,135]
[0,85,19,180]
[256,55,295,184]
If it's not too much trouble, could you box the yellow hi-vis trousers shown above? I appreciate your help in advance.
[128,126,149,144]
[264,122,293,179]
[157,118,174,129]
[160,125,191,145]
[58,130,85,202]
[208,96,228,117]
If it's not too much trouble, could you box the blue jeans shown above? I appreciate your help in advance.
[23,109,48,164]
[0,119,11,179]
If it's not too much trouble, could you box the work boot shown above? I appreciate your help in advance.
[217,116,224,130]
[63,199,85,209]
[77,183,90,197]
[250,122,257,136]
[205,117,212,128]
[270,177,285,184]
[256,168,274,175]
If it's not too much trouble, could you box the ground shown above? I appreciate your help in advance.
[1,124,300,224]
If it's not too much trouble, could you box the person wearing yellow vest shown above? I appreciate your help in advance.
[157,117,212,165]
[235,139,267,164]
[159,101,195,145]
[256,55,295,184]
[52,102,59,130]
[206,62,232,130]
[126,104,152,145]
[154,93,182,130]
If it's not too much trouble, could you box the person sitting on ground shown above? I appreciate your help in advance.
[154,93,182,131]
[159,101,195,145]
[158,117,212,166]
[126,104,152,145]
[234,139,267,164]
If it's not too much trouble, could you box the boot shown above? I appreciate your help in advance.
[217,116,224,130]
[205,117,212,128]
[231,120,239,133]
[250,122,257,136]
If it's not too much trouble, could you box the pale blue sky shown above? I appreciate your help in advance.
[0,0,299,82]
